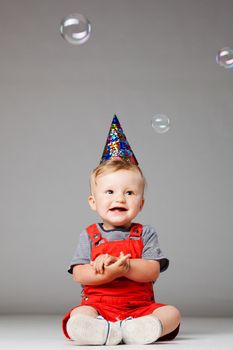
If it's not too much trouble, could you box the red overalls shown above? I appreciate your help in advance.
[62,223,180,341]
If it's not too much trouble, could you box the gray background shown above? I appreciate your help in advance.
[1,0,233,317]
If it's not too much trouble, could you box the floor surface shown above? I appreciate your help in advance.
[0,315,232,350]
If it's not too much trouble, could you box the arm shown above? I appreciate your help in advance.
[90,252,160,283]
[73,253,130,285]
[99,254,160,283]
[73,264,117,285]
[123,259,160,282]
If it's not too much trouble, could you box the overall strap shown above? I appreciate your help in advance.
[129,223,143,238]
[86,224,103,245]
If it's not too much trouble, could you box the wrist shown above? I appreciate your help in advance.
[104,264,122,280]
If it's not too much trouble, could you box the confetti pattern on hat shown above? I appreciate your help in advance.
[100,115,138,165]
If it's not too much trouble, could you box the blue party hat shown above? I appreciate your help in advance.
[100,115,138,165]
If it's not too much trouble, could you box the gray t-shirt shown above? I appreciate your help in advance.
[68,223,169,274]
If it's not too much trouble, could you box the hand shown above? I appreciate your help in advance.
[90,254,118,274]
[118,251,131,274]
[105,251,131,277]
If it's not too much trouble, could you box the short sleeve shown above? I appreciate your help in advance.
[67,230,91,274]
[142,225,169,272]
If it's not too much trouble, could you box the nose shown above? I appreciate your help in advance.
[115,193,125,203]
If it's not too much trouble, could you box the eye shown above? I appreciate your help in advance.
[106,190,114,194]
[126,190,134,196]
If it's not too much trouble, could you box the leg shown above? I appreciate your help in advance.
[66,305,122,345]
[121,305,181,344]
[152,305,181,337]
[121,315,163,344]
[70,305,99,318]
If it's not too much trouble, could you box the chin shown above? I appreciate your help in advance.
[114,222,131,228]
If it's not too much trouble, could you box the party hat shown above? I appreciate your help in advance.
[100,115,138,165]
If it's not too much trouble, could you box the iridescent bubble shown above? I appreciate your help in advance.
[60,13,91,45]
[216,47,233,69]
[151,114,170,133]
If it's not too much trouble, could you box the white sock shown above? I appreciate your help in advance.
[66,314,122,345]
[121,315,162,344]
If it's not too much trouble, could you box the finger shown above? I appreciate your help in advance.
[100,256,107,274]
[95,259,103,274]
[119,252,131,259]
[118,254,131,265]
[94,257,102,274]
[93,260,98,273]
[117,256,128,266]
[105,254,118,266]
[100,261,105,274]
[120,253,131,260]
[100,254,110,272]
[104,256,112,266]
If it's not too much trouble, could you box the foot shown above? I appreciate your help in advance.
[66,314,122,345]
[121,315,162,344]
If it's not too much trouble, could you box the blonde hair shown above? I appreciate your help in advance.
[90,158,146,193]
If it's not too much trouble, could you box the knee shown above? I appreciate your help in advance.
[167,306,181,324]
[70,306,98,318]
[70,307,81,317]
[154,305,181,325]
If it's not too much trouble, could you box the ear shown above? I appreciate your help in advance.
[88,195,97,211]
[140,198,145,211]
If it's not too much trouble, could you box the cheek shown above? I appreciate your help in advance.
[136,199,144,210]
[97,198,109,209]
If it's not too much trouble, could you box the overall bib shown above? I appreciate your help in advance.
[62,223,180,341]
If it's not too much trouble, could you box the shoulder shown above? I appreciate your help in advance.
[79,225,96,242]
[142,224,158,237]
[140,224,160,246]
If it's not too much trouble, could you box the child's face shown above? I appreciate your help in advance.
[88,169,145,230]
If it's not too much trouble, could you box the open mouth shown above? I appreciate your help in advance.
[110,207,127,212]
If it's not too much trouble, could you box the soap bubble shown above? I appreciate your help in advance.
[151,114,170,133]
[216,47,233,69]
[60,13,91,45]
